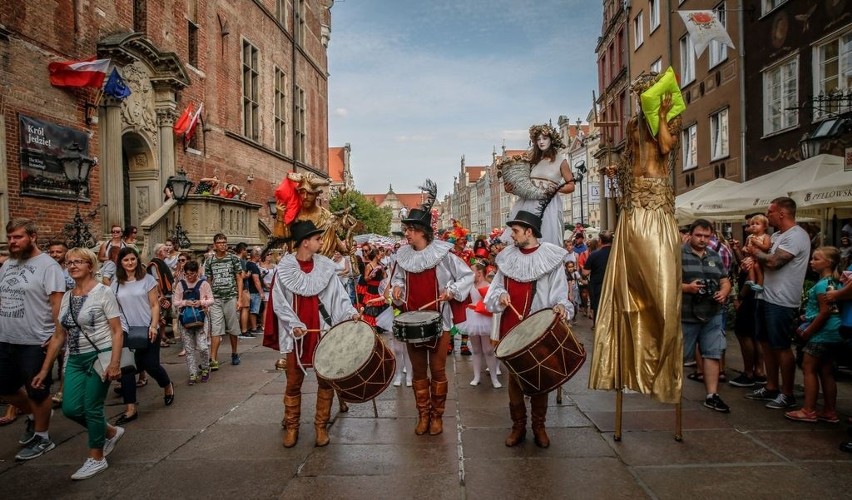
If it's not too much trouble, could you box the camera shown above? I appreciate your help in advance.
[696,279,719,297]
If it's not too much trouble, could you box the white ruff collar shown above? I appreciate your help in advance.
[495,243,567,282]
[277,253,337,296]
[396,240,453,273]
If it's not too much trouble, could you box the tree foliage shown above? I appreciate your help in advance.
[329,190,393,236]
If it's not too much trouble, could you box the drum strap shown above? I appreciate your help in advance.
[318,301,332,326]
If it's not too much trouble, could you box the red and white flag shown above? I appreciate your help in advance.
[173,103,194,135]
[48,58,111,88]
[184,102,204,141]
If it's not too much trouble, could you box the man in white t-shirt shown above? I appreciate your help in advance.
[0,219,66,461]
[742,197,811,410]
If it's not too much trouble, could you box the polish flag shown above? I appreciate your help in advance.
[173,103,194,135]
[184,103,204,141]
[48,58,111,88]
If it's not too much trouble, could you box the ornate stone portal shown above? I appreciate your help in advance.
[97,32,189,234]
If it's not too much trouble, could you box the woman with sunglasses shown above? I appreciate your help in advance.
[111,248,174,426]
[97,224,126,264]
[123,226,139,251]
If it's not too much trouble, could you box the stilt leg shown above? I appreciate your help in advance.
[372,398,378,418]
[556,385,563,405]
[674,401,683,442]
[614,390,623,442]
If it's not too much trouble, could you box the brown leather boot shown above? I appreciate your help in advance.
[505,403,527,446]
[505,376,527,447]
[530,394,550,448]
[429,380,449,435]
[315,388,334,447]
[412,379,431,435]
[282,394,301,448]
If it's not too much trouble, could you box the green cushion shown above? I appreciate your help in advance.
[640,66,686,137]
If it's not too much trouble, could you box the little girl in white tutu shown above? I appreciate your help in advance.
[465,261,501,388]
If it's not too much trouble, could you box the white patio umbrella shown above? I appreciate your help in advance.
[675,178,739,209]
[692,155,844,218]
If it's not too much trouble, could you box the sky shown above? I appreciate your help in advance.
[328,0,603,198]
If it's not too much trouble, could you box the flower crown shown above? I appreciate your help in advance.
[528,124,565,150]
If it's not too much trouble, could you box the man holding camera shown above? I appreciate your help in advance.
[682,219,732,412]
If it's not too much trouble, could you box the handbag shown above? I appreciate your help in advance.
[93,348,136,381]
[68,293,135,381]
[178,279,207,328]
[116,282,152,350]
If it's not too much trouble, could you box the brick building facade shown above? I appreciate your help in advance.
[0,0,333,250]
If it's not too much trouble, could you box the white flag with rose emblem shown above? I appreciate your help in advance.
[678,10,735,59]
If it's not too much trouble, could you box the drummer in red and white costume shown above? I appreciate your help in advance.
[390,180,473,436]
[485,210,572,448]
[272,220,359,448]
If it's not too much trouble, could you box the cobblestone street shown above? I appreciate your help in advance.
[2,315,852,499]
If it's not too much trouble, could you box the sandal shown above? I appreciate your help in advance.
[160,340,170,348]
[0,410,18,426]
[784,409,817,423]
[816,411,840,424]
[136,378,148,388]
[687,372,705,382]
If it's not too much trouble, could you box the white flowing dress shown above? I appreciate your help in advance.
[501,155,566,247]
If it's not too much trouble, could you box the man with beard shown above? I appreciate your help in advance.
[485,210,571,448]
[0,219,65,461]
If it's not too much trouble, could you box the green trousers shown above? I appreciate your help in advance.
[62,350,111,449]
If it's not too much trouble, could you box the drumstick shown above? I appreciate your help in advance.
[364,297,387,305]
[507,303,523,321]
[417,298,444,311]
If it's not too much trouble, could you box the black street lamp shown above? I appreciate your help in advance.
[267,198,278,219]
[59,142,97,249]
[573,160,587,226]
[167,170,194,248]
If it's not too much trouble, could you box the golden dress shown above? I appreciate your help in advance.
[588,136,683,404]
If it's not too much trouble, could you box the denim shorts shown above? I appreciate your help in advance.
[803,341,840,360]
[249,293,261,314]
[682,313,726,360]
[754,300,798,350]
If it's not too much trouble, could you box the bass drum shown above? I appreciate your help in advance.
[496,309,586,396]
[314,320,395,403]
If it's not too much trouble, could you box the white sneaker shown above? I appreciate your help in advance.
[71,457,109,480]
[470,378,481,386]
[104,426,124,457]
[392,374,403,387]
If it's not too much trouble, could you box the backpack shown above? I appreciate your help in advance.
[179,279,206,328]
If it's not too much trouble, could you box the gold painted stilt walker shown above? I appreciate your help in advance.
[589,72,685,442]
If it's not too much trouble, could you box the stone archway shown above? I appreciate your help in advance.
[122,131,157,229]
